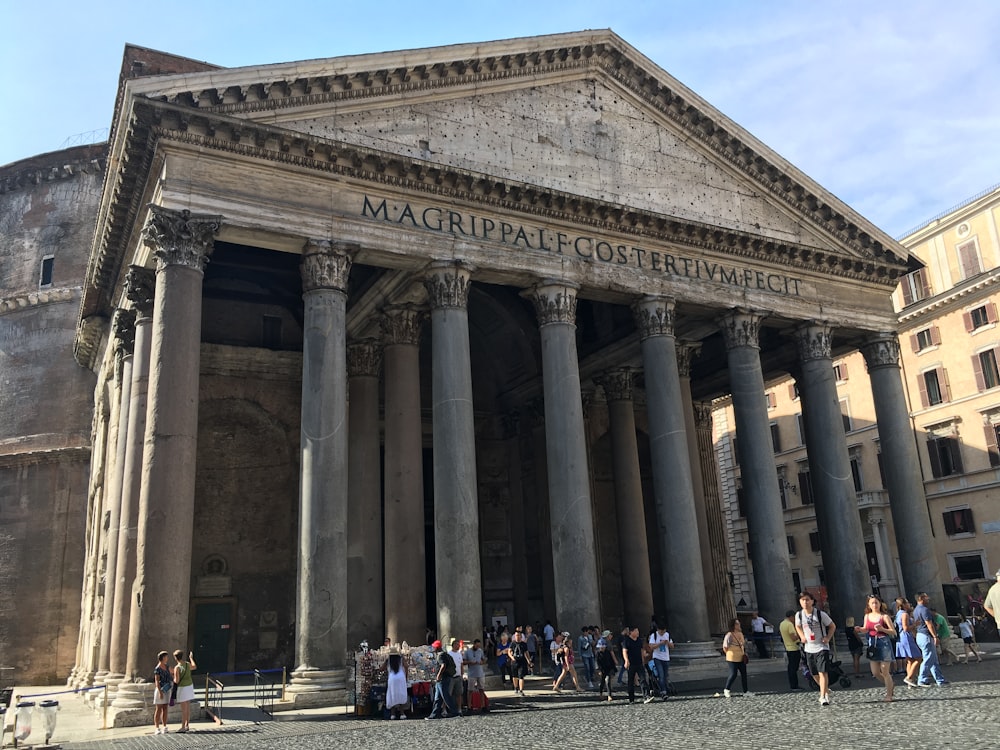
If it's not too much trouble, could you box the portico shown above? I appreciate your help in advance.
[71,31,939,714]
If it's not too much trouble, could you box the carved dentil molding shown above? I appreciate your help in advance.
[632,296,675,339]
[860,333,901,370]
[718,308,766,350]
[347,339,382,378]
[124,265,155,318]
[597,367,635,402]
[793,322,834,363]
[0,286,79,315]
[424,262,473,309]
[301,239,353,292]
[143,206,222,272]
[380,305,425,345]
[530,281,578,326]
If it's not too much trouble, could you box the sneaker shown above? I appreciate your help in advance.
[903,678,917,688]
[723,689,731,698]
[917,682,932,688]
[643,695,655,704]
[934,681,949,687]
[744,692,754,697]
[820,695,830,706]
[390,715,397,720]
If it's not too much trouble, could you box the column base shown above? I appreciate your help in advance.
[672,641,725,661]
[93,673,125,707]
[284,667,349,708]
[111,681,149,710]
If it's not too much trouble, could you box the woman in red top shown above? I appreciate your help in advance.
[856,595,896,702]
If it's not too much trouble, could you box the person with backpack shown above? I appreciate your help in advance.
[425,640,459,719]
[794,591,836,706]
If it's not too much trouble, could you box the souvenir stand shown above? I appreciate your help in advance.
[351,643,438,717]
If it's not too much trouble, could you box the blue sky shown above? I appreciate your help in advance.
[3,0,998,238]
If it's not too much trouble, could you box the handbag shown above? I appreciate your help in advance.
[865,644,877,660]
[170,683,178,706]
[742,654,749,664]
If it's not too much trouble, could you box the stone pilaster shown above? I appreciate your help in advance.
[860,332,942,599]
[596,367,654,628]
[718,308,795,624]
[381,306,427,645]
[424,262,483,641]
[529,281,600,633]
[695,402,737,632]
[127,207,220,683]
[290,239,352,699]
[793,322,871,628]
[632,296,709,640]
[347,338,384,649]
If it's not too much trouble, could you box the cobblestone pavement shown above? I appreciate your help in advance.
[65,656,999,750]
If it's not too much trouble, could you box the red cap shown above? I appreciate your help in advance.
[432,639,442,649]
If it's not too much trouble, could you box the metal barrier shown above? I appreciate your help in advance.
[203,675,225,725]
[253,669,285,715]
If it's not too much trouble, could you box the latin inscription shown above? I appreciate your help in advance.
[362,195,802,296]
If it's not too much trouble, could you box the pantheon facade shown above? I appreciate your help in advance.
[28,30,942,704]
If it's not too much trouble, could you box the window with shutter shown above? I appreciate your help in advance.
[969,305,991,330]
[942,508,974,536]
[975,349,1000,390]
[808,531,821,552]
[957,240,982,279]
[984,423,1000,467]
[770,422,781,453]
[927,436,964,477]
[923,369,946,406]
[798,467,814,505]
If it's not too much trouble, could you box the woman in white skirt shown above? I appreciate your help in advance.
[385,650,409,719]
[152,651,172,734]
[172,649,198,732]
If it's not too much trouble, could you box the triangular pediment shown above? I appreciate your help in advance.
[123,30,908,268]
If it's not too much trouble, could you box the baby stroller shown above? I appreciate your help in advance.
[643,661,676,699]
[801,649,851,690]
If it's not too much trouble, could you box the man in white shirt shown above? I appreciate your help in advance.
[648,623,674,701]
[543,621,556,675]
[749,611,771,659]
[448,639,465,714]
[794,592,836,706]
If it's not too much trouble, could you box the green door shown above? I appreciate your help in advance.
[193,602,233,675]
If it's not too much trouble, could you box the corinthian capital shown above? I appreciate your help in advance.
[860,332,901,371]
[529,280,578,326]
[597,368,635,402]
[794,322,834,363]
[381,305,425,345]
[632,296,676,339]
[143,205,222,272]
[694,401,714,431]
[347,339,382,378]
[718,308,767,350]
[676,341,702,378]
[125,265,155,318]
[424,261,473,309]
[301,239,353,292]
[112,308,136,355]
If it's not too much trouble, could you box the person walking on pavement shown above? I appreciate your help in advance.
[794,591,836,706]
[894,597,922,686]
[508,630,532,695]
[595,630,618,702]
[721,618,749,698]
[622,625,651,703]
[426,640,460,719]
[912,592,947,686]
[578,626,596,689]
[855,595,896,702]
[956,613,983,663]
[749,611,771,659]
[779,610,803,691]
[525,625,538,675]
[648,622,673,700]
[542,620,556,675]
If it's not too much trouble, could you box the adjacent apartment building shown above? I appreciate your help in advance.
[715,183,1000,616]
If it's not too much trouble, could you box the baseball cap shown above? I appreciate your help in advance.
[601,629,611,638]
[431,639,442,649]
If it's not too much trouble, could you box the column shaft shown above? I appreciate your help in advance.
[382,308,427,645]
[795,324,871,627]
[633,297,709,640]
[599,369,654,628]
[719,309,795,624]
[861,333,943,598]
[530,282,600,633]
[425,263,483,640]
[127,207,220,671]
[295,241,351,671]
[347,340,384,648]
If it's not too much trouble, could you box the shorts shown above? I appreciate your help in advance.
[805,649,831,675]
[449,676,463,700]
[467,674,486,692]
[963,636,974,645]
[512,659,529,679]
[867,636,893,662]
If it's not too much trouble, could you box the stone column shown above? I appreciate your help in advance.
[867,512,890,588]
[347,339,383,649]
[695,402,737,632]
[718,308,795,624]
[529,281,601,632]
[127,207,220,679]
[794,323,871,627]
[596,368,654,629]
[860,332,943,599]
[113,267,154,706]
[96,309,135,686]
[424,262,483,641]
[632,296,710,641]
[289,240,352,700]
[381,306,427,645]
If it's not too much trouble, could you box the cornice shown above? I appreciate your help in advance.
[0,286,80,315]
[138,36,905,267]
[0,147,106,195]
[898,268,1000,328]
